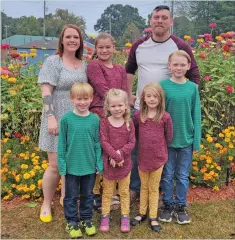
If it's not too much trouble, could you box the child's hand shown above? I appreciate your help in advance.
[110,158,116,168]
[117,160,124,167]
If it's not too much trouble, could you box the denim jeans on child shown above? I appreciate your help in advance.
[64,173,96,224]
[161,145,193,207]
[130,107,141,193]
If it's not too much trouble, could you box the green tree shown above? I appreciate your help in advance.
[122,23,141,44]
[45,9,86,37]
[94,4,146,40]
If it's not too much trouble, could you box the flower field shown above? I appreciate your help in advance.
[1,28,235,200]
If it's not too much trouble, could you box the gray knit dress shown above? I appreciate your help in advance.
[38,55,87,152]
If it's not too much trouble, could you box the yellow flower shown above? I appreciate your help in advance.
[38,179,43,189]
[21,164,29,169]
[30,48,37,53]
[19,153,25,158]
[229,143,234,149]
[215,36,222,41]
[15,174,21,182]
[6,149,11,154]
[42,163,48,170]
[207,137,213,143]
[125,42,132,47]
[184,35,191,40]
[225,138,230,142]
[216,166,221,171]
[197,38,204,43]
[3,195,10,200]
[5,132,10,137]
[210,165,215,169]
[31,153,36,158]
[212,186,219,191]
[33,147,40,152]
[29,184,36,191]
[8,77,17,83]
[190,176,196,180]
[23,173,31,179]
[9,90,17,96]
[22,194,30,199]
[192,166,198,171]
[192,161,198,166]
[2,138,9,143]
[215,143,221,148]
[29,170,36,177]
[228,156,234,161]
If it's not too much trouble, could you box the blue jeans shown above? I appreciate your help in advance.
[64,173,96,224]
[130,107,140,193]
[161,145,193,207]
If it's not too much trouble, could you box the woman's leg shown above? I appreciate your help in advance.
[41,152,60,215]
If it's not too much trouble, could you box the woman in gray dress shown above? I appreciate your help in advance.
[38,24,87,222]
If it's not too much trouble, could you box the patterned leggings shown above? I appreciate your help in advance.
[139,166,163,219]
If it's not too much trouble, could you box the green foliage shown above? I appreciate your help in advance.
[1,61,42,143]
[94,4,146,42]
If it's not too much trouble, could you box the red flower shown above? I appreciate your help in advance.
[225,86,234,93]
[10,52,20,58]
[13,132,23,138]
[199,52,207,58]
[1,44,10,49]
[226,39,233,46]
[204,76,211,81]
[220,33,227,38]
[32,45,37,48]
[188,38,195,43]
[209,23,216,28]
[223,45,230,52]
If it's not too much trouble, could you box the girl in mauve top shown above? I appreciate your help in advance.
[131,83,173,232]
[99,89,135,233]
[87,32,128,210]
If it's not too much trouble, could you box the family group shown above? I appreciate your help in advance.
[38,5,201,239]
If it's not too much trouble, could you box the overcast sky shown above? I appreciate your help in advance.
[1,0,165,34]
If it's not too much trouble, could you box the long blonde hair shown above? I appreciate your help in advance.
[140,83,165,123]
[104,88,131,130]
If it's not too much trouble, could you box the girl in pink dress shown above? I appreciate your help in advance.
[87,33,128,210]
[131,83,173,232]
[99,89,135,233]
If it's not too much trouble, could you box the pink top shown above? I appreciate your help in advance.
[100,118,136,180]
[87,60,128,118]
[133,111,173,172]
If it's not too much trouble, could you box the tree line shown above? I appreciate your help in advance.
[1,2,235,47]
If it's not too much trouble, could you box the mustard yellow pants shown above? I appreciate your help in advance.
[102,173,130,216]
[93,174,103,195]
[139,166,163,219]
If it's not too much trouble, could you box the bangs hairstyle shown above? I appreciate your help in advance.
[168,50,191,64]
[94,32,116,47]
[57,24,84,60]
[140,83,165,123]
[70,82,93,99]
[104,88,131,131]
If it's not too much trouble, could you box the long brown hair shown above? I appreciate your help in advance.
[56,24,84,59]
[140,83,165,123]
[104,88,131,131]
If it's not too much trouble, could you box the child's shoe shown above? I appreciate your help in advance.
[65,222,82,238]
[100,215,110,232]
[149,218,162,232]
[81,220,97,236]
[121,215,130,233]
[40,207,52,223]
[174,205,191,224]
[159,204,174,223]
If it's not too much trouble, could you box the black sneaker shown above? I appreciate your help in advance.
[174,205,191,224]
[159,204,174,223]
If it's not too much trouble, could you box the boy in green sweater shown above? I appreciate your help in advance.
[58,82,103,238]
[159,50,201,225]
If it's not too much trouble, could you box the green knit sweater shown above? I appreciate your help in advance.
[58,111,103,176]
[160,79,201,150]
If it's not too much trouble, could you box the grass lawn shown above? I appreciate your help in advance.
[1,199,234,239]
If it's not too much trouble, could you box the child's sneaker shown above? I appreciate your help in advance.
[121,215,130,233]
[159,204,174,223]
[65,222,82,238]
[81,220,97,236]
[100,215,110,232]
[174,205,191,224]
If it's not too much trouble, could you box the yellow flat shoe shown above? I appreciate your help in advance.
[40,207,52,223]
[60,197,64,207]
